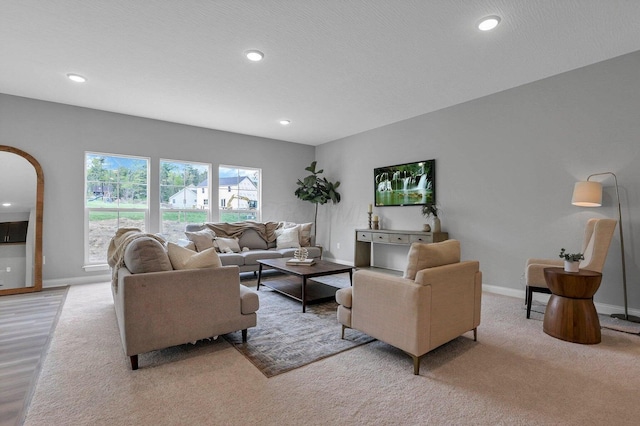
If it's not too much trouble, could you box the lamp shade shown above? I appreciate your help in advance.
[572,181,602,207]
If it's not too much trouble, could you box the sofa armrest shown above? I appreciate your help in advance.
[115,265,243,356]
[415,261,481,348]
[351,270,431,356]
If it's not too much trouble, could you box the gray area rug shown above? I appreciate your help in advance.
[227,274,372,377]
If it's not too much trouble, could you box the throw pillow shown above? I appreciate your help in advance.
[167,242,222,270]
[123,237,173,274]
[214,237,241,253]
[276,225,300,249]
[185,228,217,252]
[403,239,461,280]
[298,222,313,247]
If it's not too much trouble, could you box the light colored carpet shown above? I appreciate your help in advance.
[25,282,640,425]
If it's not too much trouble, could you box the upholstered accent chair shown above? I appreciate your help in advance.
[335,239,482,375]
[524,218,617,319]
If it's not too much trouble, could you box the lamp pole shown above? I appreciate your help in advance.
[586,172,638,322]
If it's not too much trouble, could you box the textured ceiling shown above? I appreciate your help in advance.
[1,1,640,145]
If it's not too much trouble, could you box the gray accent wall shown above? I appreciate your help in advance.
[0,94,315,284]
[315,50,640,315]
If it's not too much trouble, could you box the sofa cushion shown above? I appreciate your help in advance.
[218,252,244,266]
[242,250,282,265]
[238,228,268,250]
[403,239,460,280]
[167,242,222,270]
[214,237,241,253]
[276,246,322,259]
[123,237,173,274]
[276,226,300,249]
[185,228,217,252]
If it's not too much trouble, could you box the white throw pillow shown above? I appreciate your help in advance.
[167,242,222,270]
[276,226,300,249]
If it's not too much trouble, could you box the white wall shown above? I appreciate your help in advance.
[316,50,640,314]
[0,94,316,285]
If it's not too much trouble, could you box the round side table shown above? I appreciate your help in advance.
[542,267,602,344]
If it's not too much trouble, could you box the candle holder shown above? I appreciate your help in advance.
[373,220,379,230]
[368,212,372,229]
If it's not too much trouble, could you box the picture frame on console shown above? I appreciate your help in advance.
[374,159,435,207]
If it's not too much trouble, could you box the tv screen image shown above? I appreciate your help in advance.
[374,159,435,207]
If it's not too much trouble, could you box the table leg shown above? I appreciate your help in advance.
[256,264,263,291]
[302,276,306,313]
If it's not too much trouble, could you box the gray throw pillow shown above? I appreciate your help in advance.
[123,237,173,274]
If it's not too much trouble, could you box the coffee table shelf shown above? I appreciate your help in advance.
[256,258,353,312]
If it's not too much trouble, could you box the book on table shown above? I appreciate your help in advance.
[286,258,315,266]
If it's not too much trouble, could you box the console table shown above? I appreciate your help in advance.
[354,229,449,268]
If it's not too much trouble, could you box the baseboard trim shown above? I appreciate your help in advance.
[44,274,110,288]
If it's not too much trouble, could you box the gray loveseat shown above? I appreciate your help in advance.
[183,221,322,273]
[109,231,259,370]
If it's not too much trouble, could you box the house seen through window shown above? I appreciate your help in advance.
[160,160,211,242]
[219,165,260,223]
[84,152,149,265]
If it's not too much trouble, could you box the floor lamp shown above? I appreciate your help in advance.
[572,172,639,323]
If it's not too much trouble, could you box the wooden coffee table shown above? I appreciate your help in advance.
[256,258,353,312]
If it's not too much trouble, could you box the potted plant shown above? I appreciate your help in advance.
[421,204,440,232]
[294,161,341,239]
[559,248,584,272]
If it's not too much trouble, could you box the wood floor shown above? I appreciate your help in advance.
[0,287,68,426]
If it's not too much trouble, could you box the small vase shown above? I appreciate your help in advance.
[564,260,579,273]
[432,217,441,233]
[423,223,431,232]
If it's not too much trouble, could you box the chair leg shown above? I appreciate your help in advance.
[341,324,346,339]
[130,355,138,370]
[242,329,248,342]
[412,355,420,375]
[526,286,533,319]
[473,327,477,341]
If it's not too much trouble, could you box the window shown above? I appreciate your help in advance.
[219,165,261,223]
[160,159,211,242]
[85,152,149,266]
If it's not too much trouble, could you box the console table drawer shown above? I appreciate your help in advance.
[388,233,410,244]
[356,231,372,242]
[410,234,434,244]
[373,233,390,243]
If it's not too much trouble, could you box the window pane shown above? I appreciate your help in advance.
[88,211,145,264]
[161,210,209,243]
[219,165,260,223]
[85,152,149,265]
[160,160,210,240]
[86,153,148,208]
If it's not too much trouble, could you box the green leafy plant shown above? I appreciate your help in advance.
[559,248,584,262]
[421,204,438,218]
[294,161,341,237]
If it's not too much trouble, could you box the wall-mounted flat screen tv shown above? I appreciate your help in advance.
[374,159,435,207]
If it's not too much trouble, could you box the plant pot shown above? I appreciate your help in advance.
[564,260,579,273]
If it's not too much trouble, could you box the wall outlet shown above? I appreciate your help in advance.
[5,267,10,272]
[336,242,341,249]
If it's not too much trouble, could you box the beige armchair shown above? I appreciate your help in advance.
[336,240,482,375]
[525,218,616,318]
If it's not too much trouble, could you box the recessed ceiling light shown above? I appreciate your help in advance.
[478,15,501,31]
[2,202,11,207]
[67,73,87,83]
[279,120,291,125]
[245,50,264,62]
